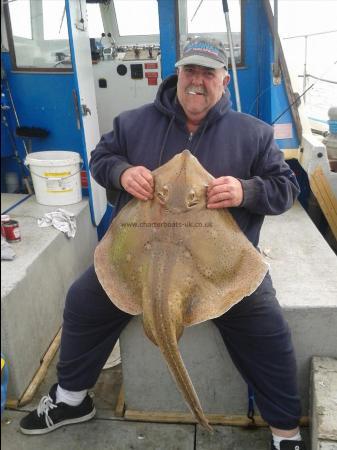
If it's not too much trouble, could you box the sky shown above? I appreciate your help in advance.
[276,0,337,82]
[276,0,337,120]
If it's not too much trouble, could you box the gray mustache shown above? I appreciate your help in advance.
[185,86,206,95]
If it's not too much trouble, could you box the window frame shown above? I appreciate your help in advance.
[178,0,245,69]
[3,1,73,73]
[100,0,160,46]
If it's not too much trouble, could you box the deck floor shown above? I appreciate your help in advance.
[1,351,310,450]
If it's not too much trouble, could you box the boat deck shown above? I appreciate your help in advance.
[1,352,310,450]
[2,199,336,449]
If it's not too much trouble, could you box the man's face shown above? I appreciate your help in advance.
[176,65,229,123]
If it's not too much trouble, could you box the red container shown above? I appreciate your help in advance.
[1,215,10,238]
[2,216,21,242]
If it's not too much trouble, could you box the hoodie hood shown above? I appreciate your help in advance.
[154,74,232,128]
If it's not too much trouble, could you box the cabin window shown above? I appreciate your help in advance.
[7,0,32,39]
[87,4,104,38]
[114,0,159,36]
[42,1,69,41]
[5,0,72,72]
[180,0,243,66]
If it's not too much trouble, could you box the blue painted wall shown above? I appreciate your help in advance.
[158,0,177,79]
[1,51,86,195]
[1,53,83,154]
[240,0,299,148]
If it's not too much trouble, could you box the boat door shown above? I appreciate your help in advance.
[66,0,106,226]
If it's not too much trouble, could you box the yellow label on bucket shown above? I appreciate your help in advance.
[46,177,75,193]
[44,172,71,177]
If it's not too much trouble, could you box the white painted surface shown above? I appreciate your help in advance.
[68,0,107,226]
[1,194,97,398]
[93,58,162,135]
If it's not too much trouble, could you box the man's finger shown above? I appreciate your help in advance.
[207,198,234,209]
[136,173,154,193]
[131,180,153,199]
[208,176,231,188]
[208,192,233,203]
[208,191,232,204]
[128,186,152,201]
[139,168,154,187]
[207,184,232,197]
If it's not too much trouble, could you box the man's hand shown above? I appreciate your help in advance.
[207,176,243,209]
[120,166,154,201]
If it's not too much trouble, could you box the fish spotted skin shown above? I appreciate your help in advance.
[142,240,213,432]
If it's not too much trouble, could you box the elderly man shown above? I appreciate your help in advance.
[20,37,305,450]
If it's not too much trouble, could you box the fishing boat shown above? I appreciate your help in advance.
[1,1,336,449]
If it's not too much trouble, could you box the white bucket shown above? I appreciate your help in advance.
[25,151,82,206]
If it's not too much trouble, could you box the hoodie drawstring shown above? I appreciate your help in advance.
[158,117,208,166]
[191,120,208,157]
[158,116,175,166]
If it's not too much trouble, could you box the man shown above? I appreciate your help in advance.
[20,37,305,450]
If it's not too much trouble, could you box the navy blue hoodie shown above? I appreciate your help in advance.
[90,75,300,246]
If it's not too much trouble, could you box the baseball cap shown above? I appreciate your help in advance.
[175,36,228,70]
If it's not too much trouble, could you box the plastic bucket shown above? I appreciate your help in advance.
[25,151,82,206]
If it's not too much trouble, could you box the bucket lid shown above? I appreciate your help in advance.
[25,151,81,167]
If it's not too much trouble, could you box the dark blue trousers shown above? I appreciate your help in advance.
[57,264,301,430]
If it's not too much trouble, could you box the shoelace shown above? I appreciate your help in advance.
[37,395,58,428]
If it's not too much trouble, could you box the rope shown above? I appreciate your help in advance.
[298,74,337,85]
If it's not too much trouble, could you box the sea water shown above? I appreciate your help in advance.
[305,78,337,125]
[281,31,337,129]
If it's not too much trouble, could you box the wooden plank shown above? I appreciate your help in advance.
[5,399,19,409]
[17,328,62,407]
[315,166,337,198]
[310,170,329,206]
[115,384,125,417]
[283,149,299,160]
[310,176,332,230]
[315,167,337,221]
[125,410,309,428]
[310,167,337,240]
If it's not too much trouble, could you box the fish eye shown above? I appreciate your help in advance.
[156,185,169,203]
[187,189,198,207]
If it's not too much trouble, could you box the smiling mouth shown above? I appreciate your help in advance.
[186,91,205,96]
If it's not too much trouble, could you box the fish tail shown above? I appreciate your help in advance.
[156,331,213,432]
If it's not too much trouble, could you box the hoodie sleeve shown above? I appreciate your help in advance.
[89,116,132,190]
[239,128,300,215]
